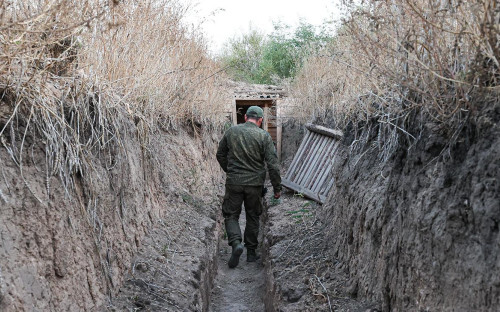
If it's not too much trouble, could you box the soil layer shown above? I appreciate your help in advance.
[0,122,224,311]
[262,192,379,311]
[321,104,500,311]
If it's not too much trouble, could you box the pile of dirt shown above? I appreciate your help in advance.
[0,119,224,311]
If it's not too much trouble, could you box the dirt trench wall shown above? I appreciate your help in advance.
[0,118,223,311]
[322,104,500,311]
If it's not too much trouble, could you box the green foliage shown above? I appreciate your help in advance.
[220,21,333,84]
[286,205,313,224]
[221,27,267,83]
[269,197,281,206]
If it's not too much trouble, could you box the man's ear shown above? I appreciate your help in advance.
[244,115,248,122]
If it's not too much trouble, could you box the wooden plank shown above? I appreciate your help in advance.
[306,123,343,140]
[313,162,333,193]
[312,142,340,193]
[277,107,282,162]
[232,99,237,126]
[297,136,329,186]
[310,139,339,190]
[293,133,321,183]
[306,140,336,190]
[282,179,324,203]
[285,130,312,180]
[305,137,334,188]
[234,99,274,106]
[311,143,337,192]
[263,106,269,132]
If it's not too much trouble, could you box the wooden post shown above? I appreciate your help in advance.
[263,105,269,132]
[232,99,237,126]
[276,101,282,162]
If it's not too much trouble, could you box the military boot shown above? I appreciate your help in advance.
[246,248,260,262]
[228,240,244,268]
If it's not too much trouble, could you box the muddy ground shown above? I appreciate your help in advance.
[103,191,221,311]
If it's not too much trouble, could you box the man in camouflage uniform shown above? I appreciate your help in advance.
[216,106,281,268]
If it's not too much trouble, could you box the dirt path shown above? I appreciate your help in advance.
[209,212,266,312]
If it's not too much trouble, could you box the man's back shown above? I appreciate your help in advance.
[216,121,280,190]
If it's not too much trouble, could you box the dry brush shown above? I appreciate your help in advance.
[0,0,229,193]
[290,0,499,159]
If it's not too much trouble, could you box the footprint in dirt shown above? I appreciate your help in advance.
[210,211,265,312]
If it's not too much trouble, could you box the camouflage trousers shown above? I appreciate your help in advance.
[222,184,263,250]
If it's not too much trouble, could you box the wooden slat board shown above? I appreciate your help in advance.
[282,124,343,204]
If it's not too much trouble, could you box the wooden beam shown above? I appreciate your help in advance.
[263,106,269,132]
[232,99,237,126]
[305,123,343,140]
[282,179,326,204]
[276,104,282,162]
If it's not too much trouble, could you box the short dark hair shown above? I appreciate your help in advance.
[246,115,262,121]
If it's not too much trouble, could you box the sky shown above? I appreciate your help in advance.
[182,0,342,55]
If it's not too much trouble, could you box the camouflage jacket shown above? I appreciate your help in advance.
[216,122,281,193]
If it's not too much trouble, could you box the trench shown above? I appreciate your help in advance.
[104,193,278,311]
[209,211,267,311]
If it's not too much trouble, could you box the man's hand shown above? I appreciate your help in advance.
[274,192,281,199]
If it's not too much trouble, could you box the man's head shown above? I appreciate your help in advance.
[245,106,264,126]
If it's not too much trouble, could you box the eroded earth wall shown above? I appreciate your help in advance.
[0,118,223,311]
[322,104,500,311]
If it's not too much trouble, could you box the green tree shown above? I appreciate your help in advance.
[221,21,333,84]
[220,27,266,82]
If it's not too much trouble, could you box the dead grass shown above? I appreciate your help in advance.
[289,0,499,158]
[0,0,229,195]
[81,0,229,127]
